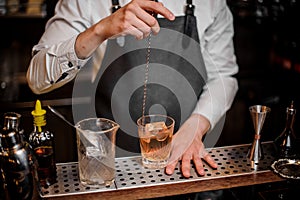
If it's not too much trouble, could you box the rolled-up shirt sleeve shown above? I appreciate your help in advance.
[27,36,89,94]
[26,0,91,94]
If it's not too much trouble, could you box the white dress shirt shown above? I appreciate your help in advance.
[26,0,239,130]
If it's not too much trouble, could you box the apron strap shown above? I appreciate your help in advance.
[111,0,121,13]
[184,0,195,40]
[185,0,195,15]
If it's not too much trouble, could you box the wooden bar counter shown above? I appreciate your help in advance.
[40,142,285,200]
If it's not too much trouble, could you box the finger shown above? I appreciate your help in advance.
[133,22,152,39]
[122,25,144,40]
[131,4,160,34]
[167,130,196,164]
[181,155,192,178]
[144,1,175,21]
[193,156,205,176]
[199,146,208,158]
[203,154,218,169]
[110,9,147,39]
[165,159,178,175]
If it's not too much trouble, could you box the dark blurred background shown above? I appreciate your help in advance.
[0,0,300,173]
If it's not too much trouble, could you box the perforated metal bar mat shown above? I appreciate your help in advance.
[40,142,276,198]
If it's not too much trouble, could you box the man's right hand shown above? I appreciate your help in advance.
[101,0,175,40]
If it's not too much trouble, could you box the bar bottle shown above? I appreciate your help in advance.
[274,101,298,158]
[29,100,57,187]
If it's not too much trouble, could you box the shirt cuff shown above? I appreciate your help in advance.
[48,35,89,83]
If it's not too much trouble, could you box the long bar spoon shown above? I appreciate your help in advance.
[47,105,94,146]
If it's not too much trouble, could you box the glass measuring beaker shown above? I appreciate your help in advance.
[75,118,119,187]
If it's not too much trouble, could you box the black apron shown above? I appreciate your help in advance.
[94,0,207,157]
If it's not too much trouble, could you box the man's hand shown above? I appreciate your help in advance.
[75,0,174,59]
[101,0,175,40]
[165,114,218,178]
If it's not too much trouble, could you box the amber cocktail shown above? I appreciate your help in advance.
[137,115,174,169]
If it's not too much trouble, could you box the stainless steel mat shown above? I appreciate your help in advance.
[40,142,276,198]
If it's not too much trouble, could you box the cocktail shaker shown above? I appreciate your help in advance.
[0,112,38,200]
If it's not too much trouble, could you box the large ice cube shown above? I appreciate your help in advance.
[80,130,98,148]
[145,121,167,132]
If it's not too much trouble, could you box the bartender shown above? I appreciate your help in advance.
[26,0,238,178]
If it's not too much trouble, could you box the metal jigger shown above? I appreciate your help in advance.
[247,105,271,169]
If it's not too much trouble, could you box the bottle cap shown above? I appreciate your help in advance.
[32,100,46,128]
[31,100,46,117]
[3,112,21,130]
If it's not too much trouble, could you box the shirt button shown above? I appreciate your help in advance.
[68,61,73,68]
